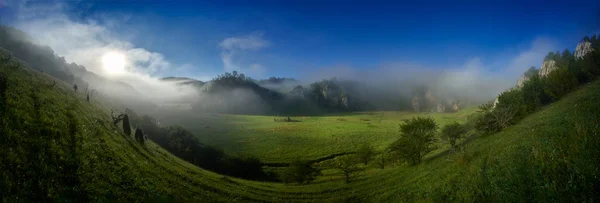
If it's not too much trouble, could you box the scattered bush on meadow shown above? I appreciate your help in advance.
[389,117,438,165]
[280,159,321,184]
[441,122,467,150]
[356,143,376,165]
[374,150,391,169]
[333,155,363,183]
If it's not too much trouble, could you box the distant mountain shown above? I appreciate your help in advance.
[257,77,300,93]
[160,76,205,86]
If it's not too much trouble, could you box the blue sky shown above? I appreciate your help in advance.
[1,0,599,81]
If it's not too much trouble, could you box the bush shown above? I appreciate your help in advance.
[521,74,551,112]
[122,114,131,136]
[389,117,438,165]
[375,150,391,169]
[134,127,145,145]
[333,155,363,183]
[441,122,467,149]
[544,66,579,101]
[356,144,376,165]
[280,160,321,184]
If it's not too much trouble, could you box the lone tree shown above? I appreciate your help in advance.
[356,144,376,165]
[134,127,145,145]
[73,84,78,92]
[333,155,363,183]
[441,122,467,150]
[389,117,438,165]
[122,114,131,136]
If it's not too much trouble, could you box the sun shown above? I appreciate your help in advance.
[102,52,126,74]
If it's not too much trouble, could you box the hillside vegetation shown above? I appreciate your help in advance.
[2,47,600,201]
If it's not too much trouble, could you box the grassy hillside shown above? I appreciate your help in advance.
[1,54,599,201]
[158,109,476,163]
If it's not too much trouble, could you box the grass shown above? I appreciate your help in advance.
[2,52,599,201]
[158,109,476,163]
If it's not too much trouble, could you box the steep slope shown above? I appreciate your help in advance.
[2,52,600,201]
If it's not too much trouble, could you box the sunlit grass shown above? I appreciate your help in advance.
[159,109,477,163]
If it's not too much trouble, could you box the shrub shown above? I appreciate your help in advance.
[544,66,579,101]
[441,122,467,149]
[521,74,551,112]
[375,150,391,169]
[389,117,438,165]
[280,160,321,184]
[333,155,363,183]
[134,127,145,145]
[356,144,376,165]
[122,114,131,136]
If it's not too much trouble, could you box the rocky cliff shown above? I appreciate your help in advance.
[575,41,594,60]
[516,74,530,88]
[538,60,558,78]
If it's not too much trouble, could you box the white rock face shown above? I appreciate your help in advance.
[436,103,445,113]
[493,97,499,109]
[539,60,558,78]
[516,74,530,88]
[575,41,594,60]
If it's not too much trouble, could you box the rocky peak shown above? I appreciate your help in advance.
[538,60,558,78]
[411,96,421,112]
[575,41,594,60]
[436,103,445,113]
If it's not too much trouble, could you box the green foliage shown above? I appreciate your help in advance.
[280,160,321,184]
[356,143,376,165]
[524,66,538,78]
[389,117,438,165]
[520,74,550,112]
[122,114,131,136]
[544,66,579,101]
[134,127,145,145]
[441,122,467,149]
[374,150,391,169]
[333,155,363,183]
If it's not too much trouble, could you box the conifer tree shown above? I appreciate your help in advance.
[122,114,131,136]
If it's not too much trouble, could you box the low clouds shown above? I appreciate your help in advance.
[6,0,203,103]
[304,36,558,103]
[507,37,558,75]
[219,32,269,76]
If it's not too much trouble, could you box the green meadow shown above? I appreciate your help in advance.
[158,108,476,163]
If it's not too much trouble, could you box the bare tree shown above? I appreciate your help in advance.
[111,109,126,126]
[491,107,517,129]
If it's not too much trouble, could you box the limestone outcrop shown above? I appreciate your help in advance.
[539,60,558,78]
[575,41,594,60]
